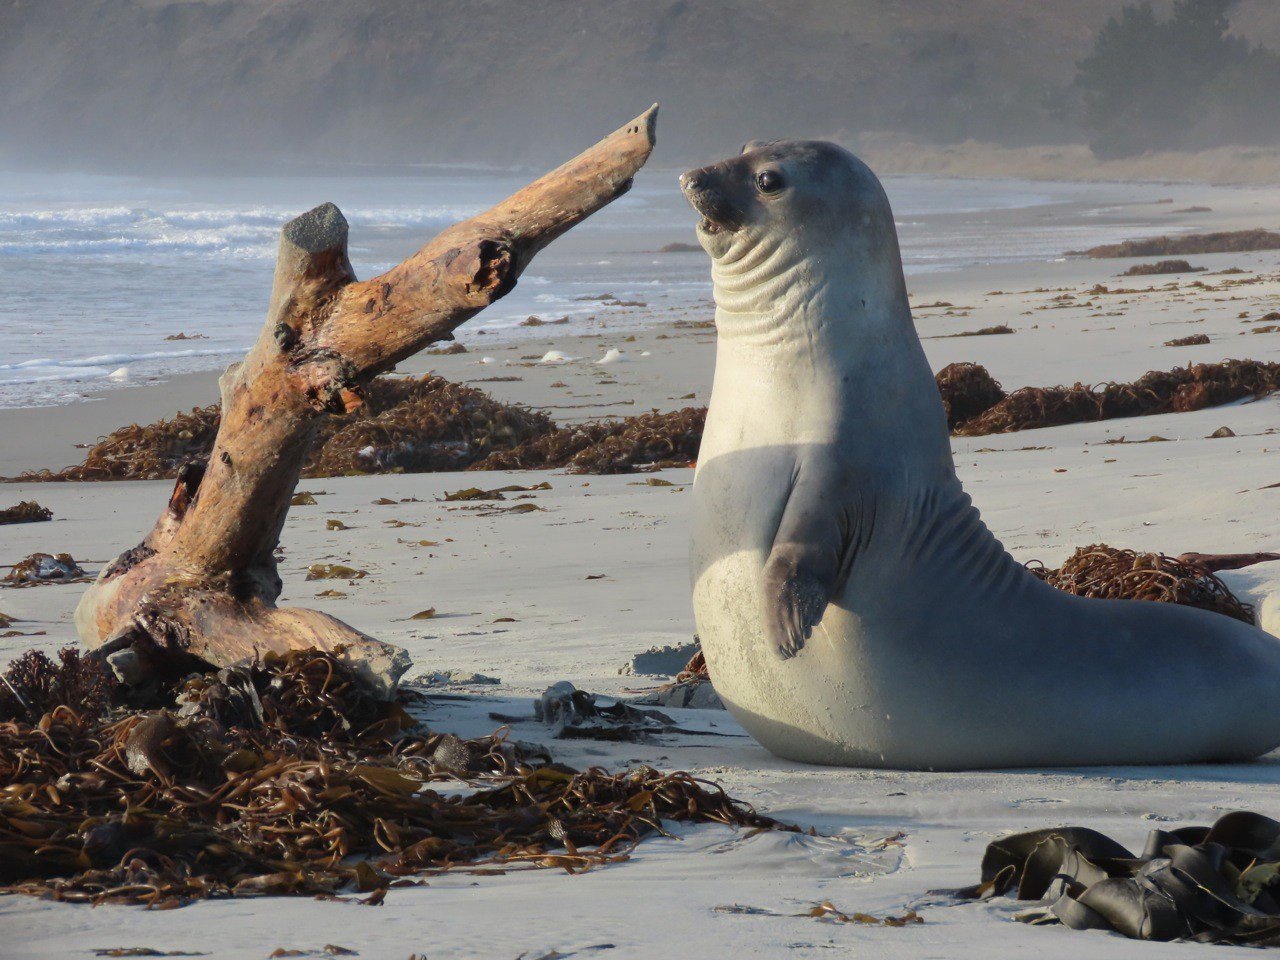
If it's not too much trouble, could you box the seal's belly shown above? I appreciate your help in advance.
[692,455,1280,769]
[692,547,888,764]
[690,451,897,764]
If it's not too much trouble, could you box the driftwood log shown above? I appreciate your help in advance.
[75,106,659,696]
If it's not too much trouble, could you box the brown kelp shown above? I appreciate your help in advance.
[13,376,555,482]
[14,356,1280,482]
[0,648,788,907]
[304,377,554,477]
[0,647,115,723]
[1121,259,1203,276]
[953,812,1280,946]
[476,407,705,473]
[1028,544,1254,624]
[0,501,53,524]
[954,360,1280,436]
[1076,229,1280,259]
[934,362,1007,431]
[3,552,88,585]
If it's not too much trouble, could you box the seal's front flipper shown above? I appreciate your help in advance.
[763,471,860,660]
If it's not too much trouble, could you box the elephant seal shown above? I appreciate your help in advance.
[681,141,1280,770]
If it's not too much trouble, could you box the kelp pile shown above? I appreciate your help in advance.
[20,404,224,482]
[0,647,114,721]
[955,812,1280,946]
[0,647,785,907]
[676,650,709,684]
[14,357,1280,482]
[1028,544,1254,624]
[4,552,88,585]
[13,377,556,483]
[0,501,53,524]
[304,376,554,477]
[1122,259,1201,276]
[11,379,698,481]
[1076,229,1280,259]
[935,363,1007,431]
[476,407,706,474]
[952,360,1280,436]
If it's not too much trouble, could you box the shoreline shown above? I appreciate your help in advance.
[6,240,1280,477]
[7,171,1280,416]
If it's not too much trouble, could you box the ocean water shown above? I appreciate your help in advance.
[0,167,1187,409]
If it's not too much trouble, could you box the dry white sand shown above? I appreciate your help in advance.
[3,189,1280,958]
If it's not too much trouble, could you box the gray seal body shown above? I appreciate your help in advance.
[681,141,1280,769]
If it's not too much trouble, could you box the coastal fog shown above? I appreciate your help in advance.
[2,1,1280,175]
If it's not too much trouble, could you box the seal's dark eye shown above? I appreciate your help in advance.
[756,169,784,195]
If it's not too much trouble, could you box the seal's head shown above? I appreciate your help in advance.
[680,140,897,262]
[679,141,907,338]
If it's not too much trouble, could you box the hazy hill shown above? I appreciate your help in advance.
[2,0,1278,172]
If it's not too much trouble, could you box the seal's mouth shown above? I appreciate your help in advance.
[680,169,741,235]
[687,191,739,235]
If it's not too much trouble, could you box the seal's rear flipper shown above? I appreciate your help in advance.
[763,469,862,659]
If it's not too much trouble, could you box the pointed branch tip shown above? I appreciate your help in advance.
[629,103,659,145]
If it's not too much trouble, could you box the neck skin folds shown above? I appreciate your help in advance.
[701,228,952,465]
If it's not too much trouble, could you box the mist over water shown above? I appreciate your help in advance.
[0,167,1210,408]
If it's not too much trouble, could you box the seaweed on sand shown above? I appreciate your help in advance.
[4,552,87,585]
[304,377,554,477]
[955,812,1280,946]
[14,377,555,482]
[934,363,1006,431]
[32,405,223,482]
[17,357,1274,478]
[1121,259,1203,276]
[476,407,706,473]
[0,501,53,524]
[0,648,789,906]
[1075,229,1280,259]
[1027,544,1254,624]
[953,360,1280,436]
[1163,334,1210,347]
[0,647,115,723]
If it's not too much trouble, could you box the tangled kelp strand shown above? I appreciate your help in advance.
[0,648,789,906]
[1076,229,1280,259]
[4,552,88,585]
[952,812,1280,946]
[476,407,705,474]
[1165,334,1211,347]
[935,363,1006,431]
[13,377,555,483]
[1028,544,1254,624]
[715,901,923,926]
[954,360,1280,436]
[16,356,1270,482]
[1122,259,1203,276]
[0,647,115,722]
[305,377,554,477]
[0,501,53,524]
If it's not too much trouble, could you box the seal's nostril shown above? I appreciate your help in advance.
[679,170,700,192]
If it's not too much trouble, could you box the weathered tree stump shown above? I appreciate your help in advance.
[76,106,659,696]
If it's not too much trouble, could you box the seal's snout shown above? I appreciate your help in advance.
[678,167,710,195]
[680,165,737,235]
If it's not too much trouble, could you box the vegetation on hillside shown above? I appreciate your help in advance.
[1076,0,1280,157]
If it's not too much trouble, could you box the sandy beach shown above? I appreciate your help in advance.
[4,179,1280,958]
